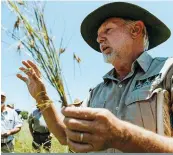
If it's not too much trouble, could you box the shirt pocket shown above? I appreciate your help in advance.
[126,72,162,105]
[125,86,151,106]
[5,119,14,130]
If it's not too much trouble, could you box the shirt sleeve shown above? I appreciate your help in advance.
[81,88,94,107]
[13,110,23,128]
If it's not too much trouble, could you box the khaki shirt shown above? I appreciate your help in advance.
[28,109,49,133]
[82,52,173,153]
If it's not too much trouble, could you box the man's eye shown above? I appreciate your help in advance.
[105,28,112,33]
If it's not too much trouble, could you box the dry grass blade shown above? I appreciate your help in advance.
[17,0,24,5]
[59,48,65,54]
[6,1,68,106]
[13,17,20,32]
[73,53,81,64]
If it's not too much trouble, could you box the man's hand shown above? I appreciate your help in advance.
[62,107,124,152]
[1,131,11,137]
[62,107,173,153]
[16,62,68,146]
[16,60,48,102]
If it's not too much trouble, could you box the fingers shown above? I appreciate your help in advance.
[22,60,32,69]
[64,117,93,132]
[67,138,93,153]
[62,107,97,120]
[16,74,28,83]
[27,60,41,78]
[21,61,37,76]
[20,60,41,80]
[66,129,93,144]
[19,67,33,77]
[19,64,39,81]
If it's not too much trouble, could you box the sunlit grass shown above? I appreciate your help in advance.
[14,121,67,153]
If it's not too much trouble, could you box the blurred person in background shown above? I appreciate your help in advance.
[1,92,23,153]
[28,106,52,153]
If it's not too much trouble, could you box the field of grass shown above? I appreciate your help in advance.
[14,121,67,153]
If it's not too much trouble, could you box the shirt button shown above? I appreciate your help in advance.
[115,107,119,111]
[118,84,122,88]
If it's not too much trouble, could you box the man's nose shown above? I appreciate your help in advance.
[97,32,106,44]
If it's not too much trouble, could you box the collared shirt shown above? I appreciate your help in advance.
[82,52,173,153]
[87,52,172,119]
[1,107,23,143]
[28,109,49,133]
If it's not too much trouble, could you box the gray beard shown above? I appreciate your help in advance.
[102,51,117,64]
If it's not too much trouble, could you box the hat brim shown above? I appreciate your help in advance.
[81,2,171,53]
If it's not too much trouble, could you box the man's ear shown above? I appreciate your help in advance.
[130,21,144,39]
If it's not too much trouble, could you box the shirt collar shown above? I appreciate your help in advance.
[103,68,118,83]
[136,52,153,73]
[103,52,153,82]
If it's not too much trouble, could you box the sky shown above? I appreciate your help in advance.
[1,1,173,113]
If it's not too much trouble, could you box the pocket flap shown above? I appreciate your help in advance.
[125,88,150,106]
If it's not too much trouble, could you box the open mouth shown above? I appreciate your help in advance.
[102,47,111,55]
[101,46,110,52]
[103,47,109,51]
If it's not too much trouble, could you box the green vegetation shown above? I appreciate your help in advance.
[20,111,29,120]
[14,121,67,153]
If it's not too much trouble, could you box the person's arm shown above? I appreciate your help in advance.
[62,107,173,153]
[36,94,67,145]
[2,127,21,138]
[28,114,34,137]
[2,110,22,137]
[5,127,21,136]
[17,60,67,145]
[113,120,173,152]
[8,110,23,136]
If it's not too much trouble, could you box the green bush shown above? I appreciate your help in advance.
[20,111,29,120]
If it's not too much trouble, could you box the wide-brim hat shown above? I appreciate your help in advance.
[1,91,6,97]
[81,2,171,53]
[7,104,14,109]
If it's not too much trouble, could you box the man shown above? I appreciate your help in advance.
[28,107,52,152]
[1,92,23,153]
[17,2,173,153]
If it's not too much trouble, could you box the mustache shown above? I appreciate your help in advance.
[100,43,110,52]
